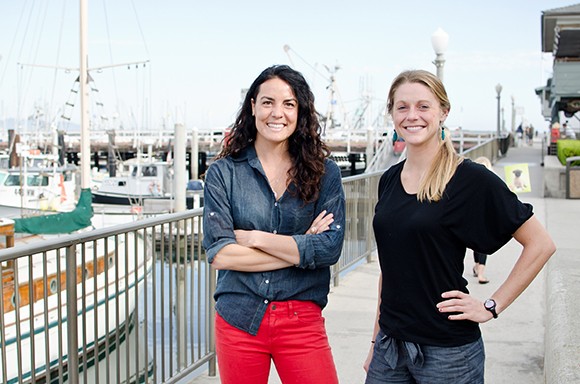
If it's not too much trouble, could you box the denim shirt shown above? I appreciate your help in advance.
[202,146,346,335]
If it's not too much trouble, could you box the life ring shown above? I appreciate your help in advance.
[148,181,161,195]
[59,174,67,202]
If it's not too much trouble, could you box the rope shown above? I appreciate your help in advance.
[129,0,151,57]
[0,0,28,91]
[48,0,69,121]
[101,0,121,110]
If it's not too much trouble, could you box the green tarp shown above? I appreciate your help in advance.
[14,188,93,234]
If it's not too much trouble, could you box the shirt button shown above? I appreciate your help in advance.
[274,202,278,207]
[272,305,277,310]
[265,280,269,284]
[264,299,269,304]
[273,230,277,234]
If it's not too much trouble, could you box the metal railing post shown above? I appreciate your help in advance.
[66,243,80,384]
[366,176,375,263]
[208,263,217,376]
[332,263,340,287]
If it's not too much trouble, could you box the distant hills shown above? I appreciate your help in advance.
[0,118,81,137]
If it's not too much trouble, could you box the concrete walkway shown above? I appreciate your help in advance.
[189,140,579,383]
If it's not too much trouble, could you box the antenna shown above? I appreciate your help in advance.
[283,45,295,67]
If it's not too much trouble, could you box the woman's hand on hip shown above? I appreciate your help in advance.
[437,290,493,323]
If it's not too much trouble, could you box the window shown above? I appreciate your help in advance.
[142,166,157,177]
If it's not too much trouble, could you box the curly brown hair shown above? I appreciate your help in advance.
[217,65,330,203]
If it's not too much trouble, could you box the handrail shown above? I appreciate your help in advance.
[0,172,382,383]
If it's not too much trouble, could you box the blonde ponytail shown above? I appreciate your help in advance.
[417,133,463,202]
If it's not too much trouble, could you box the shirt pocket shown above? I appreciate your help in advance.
[290,203,315,230]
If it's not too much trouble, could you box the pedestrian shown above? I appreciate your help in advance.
[471,156,494,284]
[364,69,556,384]
[472,250,489,284]
[527,125,534,145]
[516,124,523,146]
[202,64,346,384]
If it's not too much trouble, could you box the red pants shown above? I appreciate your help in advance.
[215,300,339,384]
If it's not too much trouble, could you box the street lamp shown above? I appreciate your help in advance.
[431,28,449,82]
[511,95,516,134]
[495,83,502,138]
[501,106,505,131]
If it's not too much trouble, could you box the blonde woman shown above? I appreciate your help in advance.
[364,70,555,383]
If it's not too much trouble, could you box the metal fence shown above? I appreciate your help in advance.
[331,171,381,286]
[0,210,214,384]
[0,171,381,383]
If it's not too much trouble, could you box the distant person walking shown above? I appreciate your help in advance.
[516,124,523,147]
[527,125,534,145]
[471,156,494,284]
[472,250,489,283]
[364,69,556,384]
[202,65,345,384]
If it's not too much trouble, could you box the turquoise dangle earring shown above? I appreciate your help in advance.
[441,127,445,140]
[393,130,398,141]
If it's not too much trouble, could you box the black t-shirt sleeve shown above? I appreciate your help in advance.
[377,162,403,201]
[444,160,533,255]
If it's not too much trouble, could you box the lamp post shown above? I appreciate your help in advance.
[511,95,516,134]
[431,28,449,82]
[501,107,505,131]
[495,83,502,138]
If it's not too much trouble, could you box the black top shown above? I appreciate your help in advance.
[373,159,533,347]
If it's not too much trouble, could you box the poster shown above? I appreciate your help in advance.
[504,163,532,193]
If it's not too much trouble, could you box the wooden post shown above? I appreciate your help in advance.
[0,218,15,249]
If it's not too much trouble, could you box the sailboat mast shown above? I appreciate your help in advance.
[79,0,90,189]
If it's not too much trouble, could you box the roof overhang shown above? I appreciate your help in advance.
[542,4,580,57]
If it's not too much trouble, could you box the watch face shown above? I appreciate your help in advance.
[484,299,495,309]
[484,299,498,318]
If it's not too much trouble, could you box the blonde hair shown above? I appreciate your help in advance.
[387,70,463,202]
[474,156,492,171]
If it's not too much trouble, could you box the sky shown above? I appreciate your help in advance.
[0,0,577,138]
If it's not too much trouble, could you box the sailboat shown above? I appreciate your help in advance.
[0,1,153,382]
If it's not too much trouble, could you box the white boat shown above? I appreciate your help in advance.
[92,159,203,212]
[0,218,153,383]
[0,162,78,218]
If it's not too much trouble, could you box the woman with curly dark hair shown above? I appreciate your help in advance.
[203,64,345,384]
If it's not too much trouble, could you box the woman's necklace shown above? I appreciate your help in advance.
[258,146,291,199]
[266,167,289,200]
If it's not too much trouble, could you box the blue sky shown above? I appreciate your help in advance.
[0,0,577,136]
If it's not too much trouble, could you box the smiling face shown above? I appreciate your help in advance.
[392,81,448,148]
[251,77,298,147]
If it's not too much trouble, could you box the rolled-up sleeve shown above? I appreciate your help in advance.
[202,163,237,263]
[293,162,346,269]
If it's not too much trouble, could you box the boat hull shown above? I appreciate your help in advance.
[0,233,153,383]
[92,191,200,210]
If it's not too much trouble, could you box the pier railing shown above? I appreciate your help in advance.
[0,172,381,383]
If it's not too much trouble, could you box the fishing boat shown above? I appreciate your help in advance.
[91,159,203,212]
[0,161,78,218]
